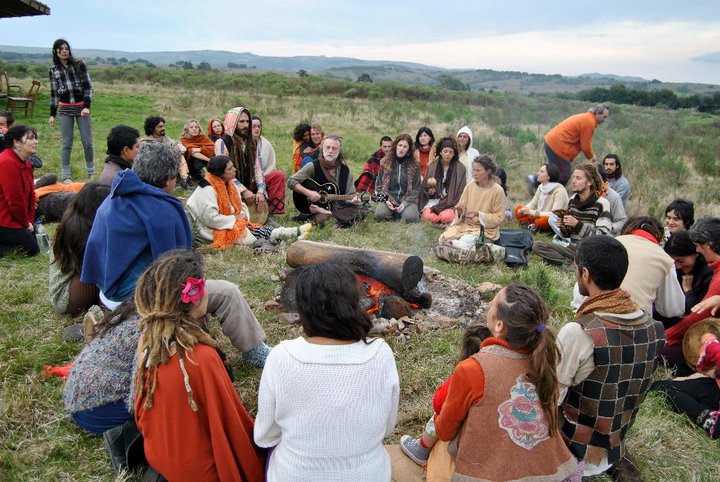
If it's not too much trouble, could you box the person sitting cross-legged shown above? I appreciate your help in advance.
[419,136,467,225]
[532,163,611,265]
[515,163,569,232]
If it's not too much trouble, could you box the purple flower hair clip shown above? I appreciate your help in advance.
[536,323,545,333]
[181,277,205,304]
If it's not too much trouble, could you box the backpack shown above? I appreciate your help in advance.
[496,229,534,267]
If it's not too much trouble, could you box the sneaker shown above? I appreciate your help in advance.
[298,223,312,240]
[62,178,73,185]
[699,409,720,439]
[527,224,537,234]
[551,235,571,248]
[61,323,84,342]
[400,435,430,466]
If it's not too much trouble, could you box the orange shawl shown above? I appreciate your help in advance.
[34,182,85,202]
[181,134,215,161]
[206,173,260,250]
[292,139,303,172]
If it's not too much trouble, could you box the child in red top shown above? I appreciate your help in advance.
[400,323,491,465]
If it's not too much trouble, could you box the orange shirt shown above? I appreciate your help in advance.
[136,344,265,482]
[544,112,598,161]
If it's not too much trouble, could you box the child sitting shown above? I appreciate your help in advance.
[400,323,491,465]
[134,250,265,481]
[431,284,582,481]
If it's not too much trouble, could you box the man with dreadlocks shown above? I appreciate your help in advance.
[216,107,273,225]
[134,250,265,481]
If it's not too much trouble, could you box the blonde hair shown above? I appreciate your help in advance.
[180,118,201,139]
[135,250,216,411]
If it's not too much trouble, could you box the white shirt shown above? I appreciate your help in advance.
[255,337,400,482]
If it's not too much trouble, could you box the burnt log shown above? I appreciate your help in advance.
[286,240,428,303]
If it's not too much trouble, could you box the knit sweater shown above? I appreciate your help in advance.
[63,317,140,413]
[439,181,506,242]
[544,112,598,161]
[254,337,399,482]
[566,192,611,242]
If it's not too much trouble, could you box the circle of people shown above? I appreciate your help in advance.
[1,40,720,482]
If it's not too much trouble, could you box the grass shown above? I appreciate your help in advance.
[1,74,720,480]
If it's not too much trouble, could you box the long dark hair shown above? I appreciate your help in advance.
[295,261,373,342]
[52,38,79,68]
[52,183,111,276]
[495,284,561,436]
[434,136,459,193]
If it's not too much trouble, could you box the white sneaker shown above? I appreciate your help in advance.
[551,235,571,248]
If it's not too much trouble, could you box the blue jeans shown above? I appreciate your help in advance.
[59,114,95,179]
[72,400,133,434]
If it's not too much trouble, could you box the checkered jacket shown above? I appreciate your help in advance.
[48,60,92,116]
[560,311,665,465]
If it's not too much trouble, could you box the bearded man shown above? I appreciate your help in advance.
[288,135,360,227]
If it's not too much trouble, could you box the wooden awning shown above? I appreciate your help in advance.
[0,0,51,18]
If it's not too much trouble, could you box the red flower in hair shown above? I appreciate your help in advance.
[181,277,205,304]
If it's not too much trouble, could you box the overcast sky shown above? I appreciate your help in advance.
[3,0,720,84]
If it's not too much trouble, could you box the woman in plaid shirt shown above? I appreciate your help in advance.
[48,39,95,182]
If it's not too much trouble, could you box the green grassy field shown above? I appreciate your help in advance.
[1,71,719,480]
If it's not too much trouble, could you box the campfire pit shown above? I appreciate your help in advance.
[274,241,497,339]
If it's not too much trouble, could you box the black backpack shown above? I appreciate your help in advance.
[496,229,534,267]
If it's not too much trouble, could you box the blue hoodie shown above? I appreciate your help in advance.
[81,169,192,301]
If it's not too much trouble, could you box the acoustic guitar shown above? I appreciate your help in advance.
[293,178,387,215]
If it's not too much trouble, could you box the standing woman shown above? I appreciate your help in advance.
[413,126,435,178]
[0,125,40,257]
[375,133,421,223]
[419,136,466,225]
[48,39,95,183]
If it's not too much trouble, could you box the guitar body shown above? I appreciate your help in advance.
[293,179,340,214]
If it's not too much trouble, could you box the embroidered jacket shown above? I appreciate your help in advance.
[48,60,92,116]
[435,338,578,481]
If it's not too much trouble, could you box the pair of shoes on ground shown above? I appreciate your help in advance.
[400,435,430,466]
[551,234,571,247]
[251,238,280,254]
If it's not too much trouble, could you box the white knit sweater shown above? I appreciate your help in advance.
[254,337,399,482]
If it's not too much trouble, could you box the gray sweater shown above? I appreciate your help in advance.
[63,316,140,413]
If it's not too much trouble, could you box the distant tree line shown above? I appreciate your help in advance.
[573,84,720,114]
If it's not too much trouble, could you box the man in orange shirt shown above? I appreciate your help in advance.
[528,104,609,192]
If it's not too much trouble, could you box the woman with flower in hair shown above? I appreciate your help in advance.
[134,250,265,481]
[430,284,582,481]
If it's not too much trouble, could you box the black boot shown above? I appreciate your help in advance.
[606,454,642,482]
[102,420,146,474]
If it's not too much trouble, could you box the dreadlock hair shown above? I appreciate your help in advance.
[494,284,561,436]
[134,250,216,412]
[620,215,664,242]
[459,323,491,360]
[230,109,258,192]
[574,163,603,194]
[52,182,111,276]
[293,123,311,142]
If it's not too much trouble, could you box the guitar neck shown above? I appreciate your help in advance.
[324,194,355,201]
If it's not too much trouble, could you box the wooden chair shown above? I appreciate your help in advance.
[8,80,41,117]
[2,71,22,106]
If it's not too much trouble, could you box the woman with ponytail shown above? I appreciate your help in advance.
[430,284,582,481]
[134,250,265,481]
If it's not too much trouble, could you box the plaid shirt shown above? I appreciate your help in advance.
[48,60,92,116]
[355,149,383,192]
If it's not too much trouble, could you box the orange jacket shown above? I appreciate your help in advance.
[544,112,597,161]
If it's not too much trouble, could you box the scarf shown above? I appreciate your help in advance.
[180,134,215,159]
[576,288,639,317]
[630,229,659,245]
[380,154,418,203]
[537,182,559,208]
[206,173,259,250]
[207,117,225,142]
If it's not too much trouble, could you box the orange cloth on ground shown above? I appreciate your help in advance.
[34,182,85,202]
[135,344,266,482]
[206,173,258,250]
[544,112,598,161]
[514,205,551,231]
[181,134,215,161]
[292,139,303,172]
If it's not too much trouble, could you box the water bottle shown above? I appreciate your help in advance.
[35,220,50,254]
